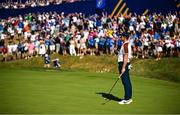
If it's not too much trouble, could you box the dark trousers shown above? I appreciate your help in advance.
[118,62,132,100]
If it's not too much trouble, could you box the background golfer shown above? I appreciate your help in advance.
[118,33,133,105]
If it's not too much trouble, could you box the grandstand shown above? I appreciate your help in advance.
[0,0,179,19]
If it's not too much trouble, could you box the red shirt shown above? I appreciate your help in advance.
[2,47,7,54]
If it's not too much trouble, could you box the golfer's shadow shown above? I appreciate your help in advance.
[96,92,122,102]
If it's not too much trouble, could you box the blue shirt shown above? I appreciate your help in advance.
[117,39,123,47]
[89,38,94,46]
[0,25,3,32]
[96,20,102,27]
[110,39,115,48]
[105,37,110,46]
[45,39,50,46]
[31,24,36,31]
[98,38,104,46]
[154,32,160,40]
[18,43,24,52]
[18,22,24,28]
[136,40,142,47]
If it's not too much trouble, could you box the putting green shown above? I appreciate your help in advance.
[0,68,180,114]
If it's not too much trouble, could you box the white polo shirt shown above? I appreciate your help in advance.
[118,41,132,63]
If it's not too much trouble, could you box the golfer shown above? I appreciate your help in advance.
[118,33,133,104]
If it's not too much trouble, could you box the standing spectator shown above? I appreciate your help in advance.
[12,42,18,60]
[116,37,123,51]
[110,37,115,55]
[8,26,15,40]
[142,34,149,58]
[28,41,35,58]
[98,36,105,55]
[7,42,13,60]
[34,39,40,57]
[134,38,142,58]
[49,36,55,54]
[39,40,46,56]
[55,35,61,54]
[0,32,6,41]
[165,37,171,57]
[154,31,160,42]
[105,35,111,54]
[24,41,29,59]
[17,41,25,59]
[156,39,163,60]
[69,38,76,56]
[2,45,8,62]
[88,36,95,55]
[94,36,99,55]
[60,35,67,56]
[175,36,180,57]
[76,32,81,56]
[80,37,86,57]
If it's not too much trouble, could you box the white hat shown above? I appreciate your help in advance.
[45,54,48,57]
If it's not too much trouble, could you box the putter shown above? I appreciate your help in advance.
[106,73,122,96]
[104,74,122,100]
[102,74,122,105]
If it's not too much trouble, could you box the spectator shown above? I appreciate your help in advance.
[28,41,35,58]
[55,35,61,54]
[2,45,8,62]
[44,53,50,68]
[69,37,76,56]
[52,58,61,68]
[175,35,180,57]
[0,11,179,63]
[39,40,46,56]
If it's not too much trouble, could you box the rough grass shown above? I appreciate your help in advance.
[0,54,180,82]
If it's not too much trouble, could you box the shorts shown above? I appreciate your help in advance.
[29,50,34,54]
[80,44,86,49]
[98,45,104,51]
[157,47,163,52]
[175,47,180,52]
[89,45,95,49]
[12,51,16,55]
[143,46,148,51]
[77,44,80,49]
[50,45,55,51]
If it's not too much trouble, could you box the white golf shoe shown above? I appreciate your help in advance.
[118,99,133,105]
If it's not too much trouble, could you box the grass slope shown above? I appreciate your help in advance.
[0,68,180,114]
[0,55,180,82]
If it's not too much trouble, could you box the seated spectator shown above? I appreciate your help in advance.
[44,53,50,68]
[52,58,61,68]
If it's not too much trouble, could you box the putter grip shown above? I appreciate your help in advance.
[119,74,122,78]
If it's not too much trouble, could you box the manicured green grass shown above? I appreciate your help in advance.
[0,68,180,114]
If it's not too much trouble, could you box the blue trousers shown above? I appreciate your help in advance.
[118,62,132,100]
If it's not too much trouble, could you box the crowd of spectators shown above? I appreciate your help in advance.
[0,11,179,62]
[0,0,81,9]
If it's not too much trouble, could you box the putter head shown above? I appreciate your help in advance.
[101,99,111,105]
